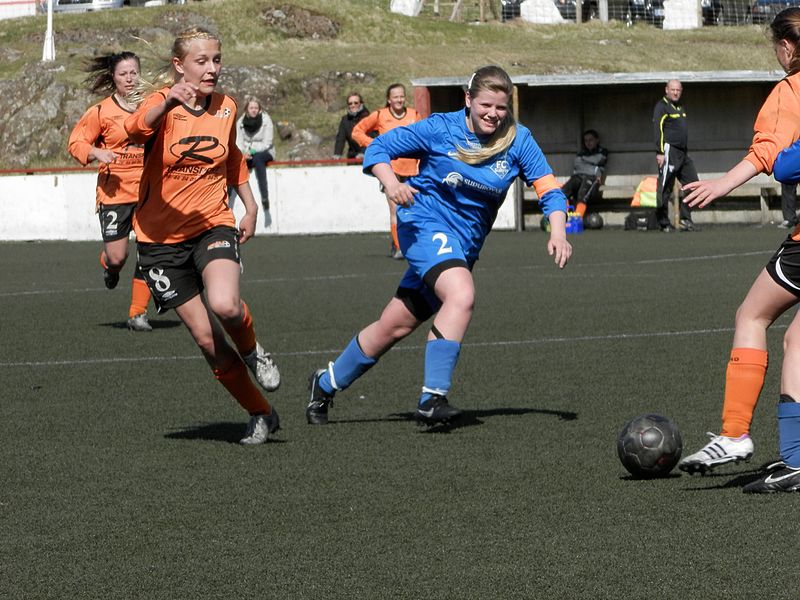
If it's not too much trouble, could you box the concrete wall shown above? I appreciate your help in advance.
[0,164,517,241]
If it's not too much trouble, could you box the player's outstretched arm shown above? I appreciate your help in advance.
[683,160,758,208]
[546,210,571,269]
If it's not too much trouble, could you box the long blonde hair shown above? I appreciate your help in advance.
[457,65,516,165]
[129,27,221,105]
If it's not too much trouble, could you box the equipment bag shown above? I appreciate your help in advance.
[624,210,659,231]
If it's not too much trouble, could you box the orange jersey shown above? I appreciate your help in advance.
[745,72,800,174]
[124,88,249,244]
[351,106,422,177]
[67,96,144,208]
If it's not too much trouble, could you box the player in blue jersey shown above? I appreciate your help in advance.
[306,65,572,426]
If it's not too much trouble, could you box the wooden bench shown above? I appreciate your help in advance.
[521,172,782,227]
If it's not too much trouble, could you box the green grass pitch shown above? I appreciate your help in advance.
[1,226,798,599]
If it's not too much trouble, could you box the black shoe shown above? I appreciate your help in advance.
[307,368,334,425]
[679,219,697,232]
[660,224,676,233]
[103,269,120,290]
[415,394,462,425]
[743,465,800,494]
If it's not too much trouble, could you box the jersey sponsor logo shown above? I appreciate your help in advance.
[490,159,510,178]
[207,240,231,251]
[443,172,464,188]
[170,136,226,164]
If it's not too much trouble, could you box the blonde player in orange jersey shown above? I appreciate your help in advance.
[68,52,154,331]
[124,27,280,445]
[352,83,422,259]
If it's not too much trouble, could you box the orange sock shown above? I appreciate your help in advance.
[129,276,152,318]
[222,301,257,356]
[214,357,271,415]
[390,223,400,251]
[99,251,108,270]
[575,202,587,217]
[720,347,768,438]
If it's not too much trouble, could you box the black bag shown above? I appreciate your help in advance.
[624,210,658,231]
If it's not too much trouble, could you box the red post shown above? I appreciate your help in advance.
[413,86,432,118]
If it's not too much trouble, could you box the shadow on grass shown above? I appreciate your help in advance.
[681,460,781,491]
[164,421,287,445]
[100,319,183,330]
[373,406,578,434]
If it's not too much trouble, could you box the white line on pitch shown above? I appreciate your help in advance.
[3,324,783,369]
[0,249,773,298]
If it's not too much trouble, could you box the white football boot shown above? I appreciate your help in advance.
[678,432,754,474]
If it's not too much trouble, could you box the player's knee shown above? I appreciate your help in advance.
[784,325,800,355]
[207,296,241,322]
[105,250,127,270]
[444,288,475,315]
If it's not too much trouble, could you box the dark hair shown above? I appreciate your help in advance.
[83,52,140,95]
[385,83,405,105]
[770,7,800,74]
[583,129,600,139]
[346,92,364,104]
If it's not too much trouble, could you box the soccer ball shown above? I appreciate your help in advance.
[584,212,604,230]
[617,414,682,478]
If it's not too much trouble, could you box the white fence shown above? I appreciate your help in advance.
[0,0,36,19]
[0,164,517,241]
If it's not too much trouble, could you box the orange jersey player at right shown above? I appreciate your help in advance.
[124,27,281,445]
[679,7,800,493]
[351,83,422,259]
[67,51,154,332]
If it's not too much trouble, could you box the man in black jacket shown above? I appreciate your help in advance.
[653,79,697,232]
[333,92,371,160]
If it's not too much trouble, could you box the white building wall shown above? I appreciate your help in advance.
[0,165,518,241]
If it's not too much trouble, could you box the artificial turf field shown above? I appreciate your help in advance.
[2,225,799,599]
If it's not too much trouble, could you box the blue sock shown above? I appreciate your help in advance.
[778,396,800,468]
[419,339,461,406]
[319,336,377,394]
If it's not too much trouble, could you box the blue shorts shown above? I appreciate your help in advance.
[394,216,472,322]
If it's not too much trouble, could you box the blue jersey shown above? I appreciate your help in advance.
[774,139,800,184]
[363,108,567,258]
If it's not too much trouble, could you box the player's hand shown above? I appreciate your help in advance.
[682,178,726,208]
[656,154,665,169]
[166,82,198,108]
[238,212,257,244]
[385,181,418,207]
[548,235,572,269]
[91,148,117,164]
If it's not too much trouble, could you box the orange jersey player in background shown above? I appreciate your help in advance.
[124,27,281,445]
[351,83,422,259]
[67,51,153,332]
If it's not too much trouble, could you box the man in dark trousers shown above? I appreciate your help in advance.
[653,79,697,232]
[333,92,371,160]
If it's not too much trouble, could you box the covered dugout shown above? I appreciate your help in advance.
[411,70,786,226]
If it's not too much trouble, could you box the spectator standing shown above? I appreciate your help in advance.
[67,51,153,332]
[653,79,697,232]
[352,83,422,259]
[780,182,799,228]
[333,92,370,160]
[235,97,274,225]
[561,129,607,217]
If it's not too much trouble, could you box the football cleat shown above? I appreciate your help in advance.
[743,465,800,494]
[242,342,281,392]
[414,394,462,425]
[126,313,152,332]
[103,269,120,290]
[240,408,280,445]
[678,432,754,474]
[306,368,334,425]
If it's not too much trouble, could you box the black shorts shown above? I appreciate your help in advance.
[766,234,800,297]
[98,203,135,242]
[136,226,241,313]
